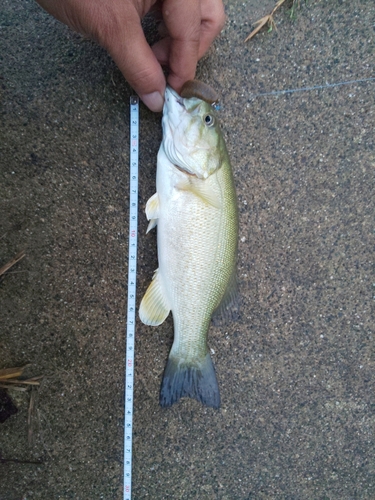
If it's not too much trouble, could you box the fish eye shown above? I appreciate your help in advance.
[203,114,214,127]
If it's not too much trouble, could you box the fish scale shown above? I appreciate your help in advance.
[139,85,238,408]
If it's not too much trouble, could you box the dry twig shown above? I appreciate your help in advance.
[0,365,43,390]
[0,366,43,440]
[245,0,299,42]
[0,250,26,277]
[28,386,38,445]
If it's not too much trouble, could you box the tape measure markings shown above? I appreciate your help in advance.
[124,95,139,500]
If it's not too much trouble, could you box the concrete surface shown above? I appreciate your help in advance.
[1,0,374,498]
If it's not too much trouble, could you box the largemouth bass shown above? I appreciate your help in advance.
[139,81,238,408]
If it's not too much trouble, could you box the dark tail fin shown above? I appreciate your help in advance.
[160,353,220,408]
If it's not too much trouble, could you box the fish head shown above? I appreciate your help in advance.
[162,86,223,179]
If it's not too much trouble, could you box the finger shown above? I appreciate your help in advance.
[199,0,226,58]
[37,0,166,112]
[152,0,226,80]
[156,19,169,39]
[148,0,163,21]
[161,0,201,92]
[35,0,79,30]
[152,37,170,67]
[99,5,166,111]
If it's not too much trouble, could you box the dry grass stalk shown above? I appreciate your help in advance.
[0,365,43,390]
[28,386,37,445]
[245,0,298,42]
[0,250,26,277]
[0,366,27,380]
[0,366,42,442]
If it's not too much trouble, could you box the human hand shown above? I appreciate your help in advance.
[35,0,226,112]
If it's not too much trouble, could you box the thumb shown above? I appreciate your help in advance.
[102,7,166,111]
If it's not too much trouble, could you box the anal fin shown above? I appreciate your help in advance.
[139,269,170,326]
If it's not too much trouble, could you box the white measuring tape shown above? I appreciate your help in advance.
[123,96,139,500]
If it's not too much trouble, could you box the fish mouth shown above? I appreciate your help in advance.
[162,87,202,178]
[163,86,201,124]
[164,86,185,113]
[162,86,186,144]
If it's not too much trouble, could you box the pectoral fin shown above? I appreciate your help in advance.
[145,192,159,219]
[146,219,157,234]
[175,178,221,209]
[145,193,159,233]
[139,269,170,326]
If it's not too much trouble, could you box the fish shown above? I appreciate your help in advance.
[139,81,238,408]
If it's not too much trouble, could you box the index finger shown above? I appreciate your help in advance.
[161,0,201,92]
